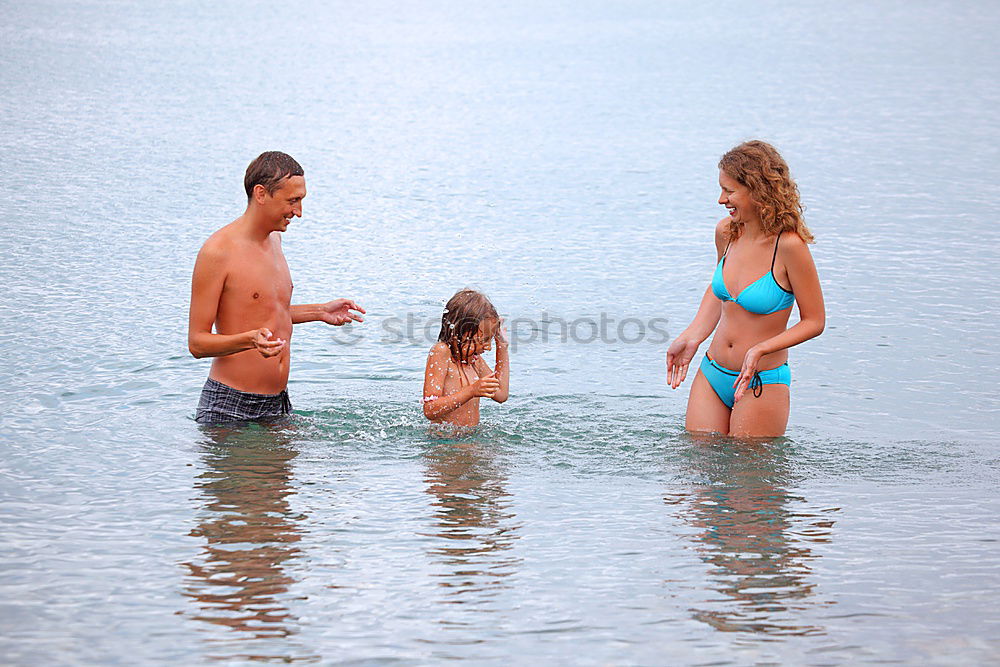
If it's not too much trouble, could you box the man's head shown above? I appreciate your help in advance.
[244,151,306,231]
[244,151,304,200]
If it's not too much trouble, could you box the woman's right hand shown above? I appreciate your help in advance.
[471,371,501,397]
[666,335,700,389]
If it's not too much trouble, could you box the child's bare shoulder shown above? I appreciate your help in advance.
[426,342,453,369]
[428,341,450,357]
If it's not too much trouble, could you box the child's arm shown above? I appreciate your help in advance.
[423,343,500,420]
[475,324,509,403]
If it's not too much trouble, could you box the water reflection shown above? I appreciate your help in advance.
[182,422,307,653]
[669,437,837,636]
[421,441,521,610]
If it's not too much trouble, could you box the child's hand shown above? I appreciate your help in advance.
[471,371,501,397]
[495,319,509,348]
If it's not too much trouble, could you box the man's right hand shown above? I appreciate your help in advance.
[252,328,286,358]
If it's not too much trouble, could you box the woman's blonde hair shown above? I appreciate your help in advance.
[719,141,814,243]
[437,289,498,363]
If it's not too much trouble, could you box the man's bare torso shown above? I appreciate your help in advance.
[209,223,293,394]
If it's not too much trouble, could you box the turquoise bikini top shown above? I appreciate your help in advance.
[711,232,794,315]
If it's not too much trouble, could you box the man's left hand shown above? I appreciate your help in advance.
[319,299,366,326]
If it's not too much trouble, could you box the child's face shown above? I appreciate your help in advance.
[470,319,498,355]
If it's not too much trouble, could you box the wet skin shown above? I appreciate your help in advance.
[423,319,510,427]
[188,175,364,395]
[204,228,296,394]
[666,169,825,437]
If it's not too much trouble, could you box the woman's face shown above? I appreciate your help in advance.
[718,170,758,225]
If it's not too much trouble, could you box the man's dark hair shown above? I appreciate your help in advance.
[244,151,304,199]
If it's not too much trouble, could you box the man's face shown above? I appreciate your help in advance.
[259,175,306,231]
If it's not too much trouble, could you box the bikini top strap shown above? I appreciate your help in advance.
[770,231,783,270]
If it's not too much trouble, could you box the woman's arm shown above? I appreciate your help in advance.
[732,234,825,402]
[758,234,825,353]
[666,219,729,388]
[680,284,724,343]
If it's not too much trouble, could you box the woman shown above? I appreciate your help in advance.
[666,141,825,437]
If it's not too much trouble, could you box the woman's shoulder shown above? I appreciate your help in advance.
[778,229,810,250]
[776,229,814,265]
[714,217,733,253]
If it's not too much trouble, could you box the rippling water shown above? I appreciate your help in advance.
[2,0,999,663]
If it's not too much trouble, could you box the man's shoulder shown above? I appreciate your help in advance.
[196,232,229,265]
[194,229,240,281]
[198,220,242,256]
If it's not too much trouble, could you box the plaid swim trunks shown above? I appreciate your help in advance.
[195,377,293,424]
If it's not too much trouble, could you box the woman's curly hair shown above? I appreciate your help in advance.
[719,141,814,243]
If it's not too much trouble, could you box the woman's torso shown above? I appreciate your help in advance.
[707,232,794,370]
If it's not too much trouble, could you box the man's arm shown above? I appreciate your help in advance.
[291,299,366,325]
[187,243,284,359]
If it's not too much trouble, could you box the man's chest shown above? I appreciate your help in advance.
[223,249,293,306]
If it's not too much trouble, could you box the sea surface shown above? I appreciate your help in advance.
[2,1,999,664]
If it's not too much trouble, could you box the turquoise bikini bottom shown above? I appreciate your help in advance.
[699,354,791,409]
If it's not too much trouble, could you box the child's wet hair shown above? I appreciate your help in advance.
[438,289,499,362]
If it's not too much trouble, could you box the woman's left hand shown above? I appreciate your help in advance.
[732,345,764,404]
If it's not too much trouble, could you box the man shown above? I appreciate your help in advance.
[188,151,365,423]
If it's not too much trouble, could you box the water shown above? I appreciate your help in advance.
[2,0,999,663]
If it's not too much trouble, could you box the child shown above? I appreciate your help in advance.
[423,289,509,427]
